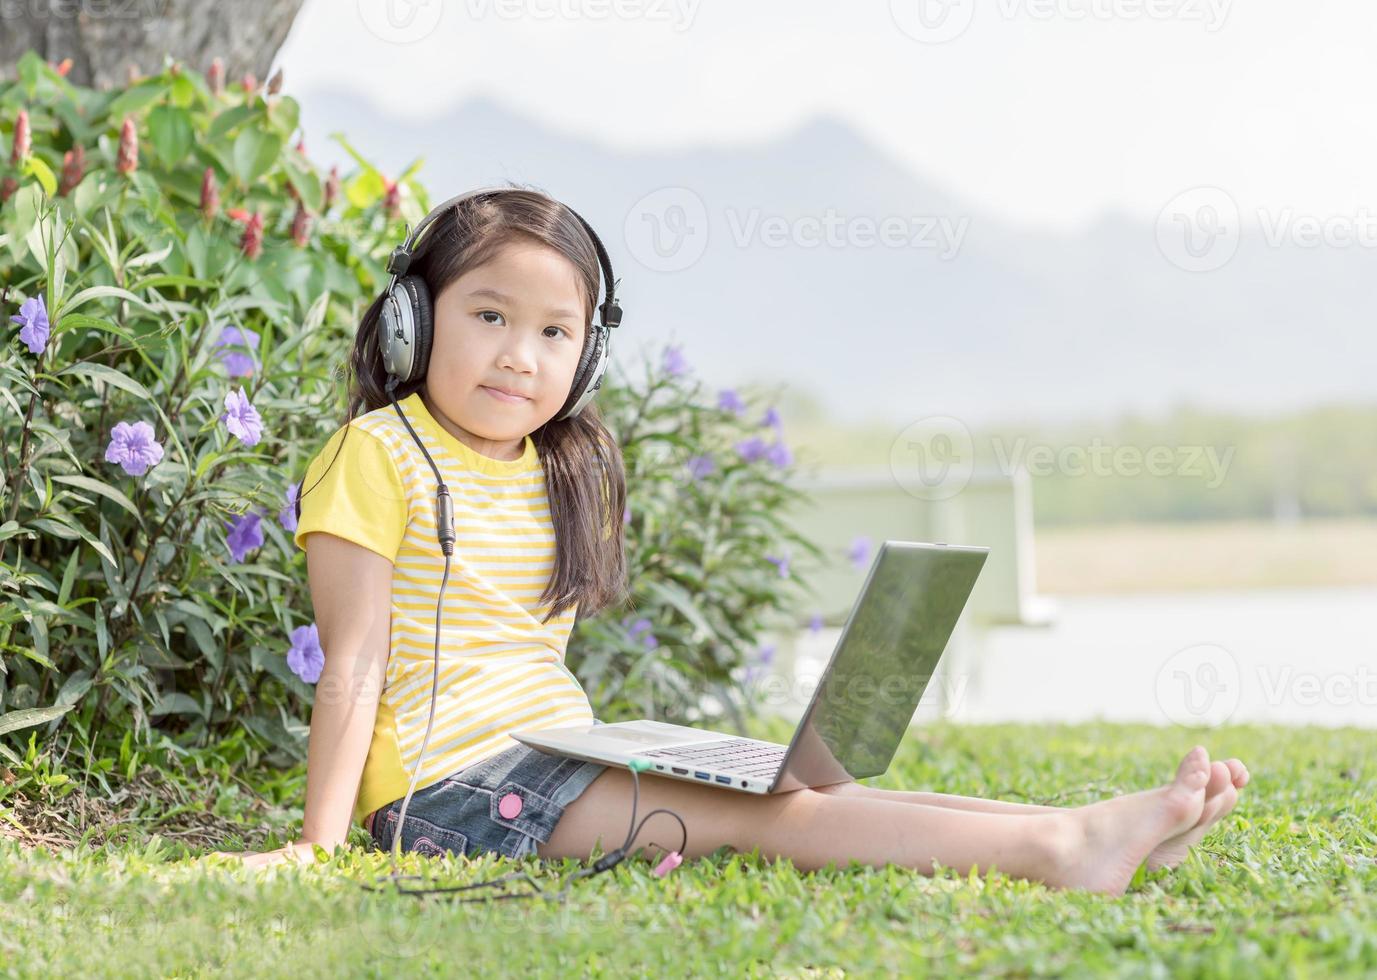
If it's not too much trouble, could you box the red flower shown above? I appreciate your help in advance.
[58,145,85,196]
[208,57,224,96]
[0,177,16,204]
[291,203,310,247]
[115,115,138,174]
[241,72,257,95]
[51,58,73,77]
[200,167,219,220]
[240,211,264,260]
[10,109,30,165]
[323,165,339,211]
[383,179,401,219]
[226,207,251,223]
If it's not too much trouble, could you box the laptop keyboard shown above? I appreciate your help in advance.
[638,737,787,777]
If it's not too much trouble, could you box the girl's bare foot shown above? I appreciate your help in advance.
[1048,746,1211,894]
[1145,757,1248,871]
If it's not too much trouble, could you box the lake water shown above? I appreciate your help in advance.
[771,586,1376,729]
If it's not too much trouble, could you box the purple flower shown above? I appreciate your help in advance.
[686,454,715,481]
[735,436,768,463]
[662,344,688,377]
[745,643,776,684]
[623,615,659,651]
[717,388,745,415]
[765,441,793,469]
[104,420,164,476]
[761,406,782,432]
[808,612,824,634]
[211,325,260,377]
[287,623,324,684]
[221,387,263,446]
[10,295,50,355]
[279,481,300,532]
[847,535,873,569]
[765,553,790,578]
[622,503,631,525]
[225,508,265,562]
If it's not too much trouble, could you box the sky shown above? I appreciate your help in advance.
[273,0,1377,236]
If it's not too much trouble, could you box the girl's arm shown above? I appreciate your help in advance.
[210,532,393,865]
[296,531,395,848]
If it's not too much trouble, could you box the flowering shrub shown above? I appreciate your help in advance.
[0,50,821,779]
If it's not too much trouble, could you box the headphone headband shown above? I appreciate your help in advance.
[384,186,622,331]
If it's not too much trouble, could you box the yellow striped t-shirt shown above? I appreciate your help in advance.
[293,390,596,825]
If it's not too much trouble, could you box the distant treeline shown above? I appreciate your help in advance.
[979,403,1377,526]
[784,397,1377,527]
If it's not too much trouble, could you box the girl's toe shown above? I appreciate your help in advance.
[1224,758,1248,787]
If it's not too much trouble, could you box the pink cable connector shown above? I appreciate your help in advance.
[653,851,683,877]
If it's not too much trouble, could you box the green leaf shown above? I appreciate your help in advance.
[281,154,323,212]
[56,361,154,402]
[23,155,57,196]
[207,104,257,142]
[51,474,141,520]
[230,127,283,186]
[147,104,194,167]
[104,79,170,119]
[0,703,74,737]
[58,548,81,607]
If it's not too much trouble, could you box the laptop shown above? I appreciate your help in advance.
[510,540,988,795]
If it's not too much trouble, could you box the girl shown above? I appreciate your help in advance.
[214,186,1250,895]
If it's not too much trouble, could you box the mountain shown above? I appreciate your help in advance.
[295,88,1377,433]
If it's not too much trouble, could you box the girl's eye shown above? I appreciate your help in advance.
[478,311,569,339]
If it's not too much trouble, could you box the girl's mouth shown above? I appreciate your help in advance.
[481,386,530,404]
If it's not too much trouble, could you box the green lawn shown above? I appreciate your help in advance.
[3,716,1375,977]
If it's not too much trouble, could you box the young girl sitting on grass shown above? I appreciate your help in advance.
[212,186,1249,895]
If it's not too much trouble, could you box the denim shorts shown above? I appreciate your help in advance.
[369,721,610,861]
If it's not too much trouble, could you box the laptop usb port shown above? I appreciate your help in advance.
[694,771,710,780]
[671,767,688,775]
[714,775,731,785]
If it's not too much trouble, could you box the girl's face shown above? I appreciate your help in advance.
[422,241,590,461]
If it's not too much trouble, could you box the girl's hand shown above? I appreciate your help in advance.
[206,841,325,868]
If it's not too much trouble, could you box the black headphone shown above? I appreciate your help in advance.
[294,186,624,526]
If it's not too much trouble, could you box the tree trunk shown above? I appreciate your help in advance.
[0,0,307,89]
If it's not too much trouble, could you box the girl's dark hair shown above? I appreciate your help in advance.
[340,183,628,625]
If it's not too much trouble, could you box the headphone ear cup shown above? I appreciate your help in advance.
[558,325,606,421]
[397,274,433,386]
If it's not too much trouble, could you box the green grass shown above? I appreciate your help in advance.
[3,717,1375,977]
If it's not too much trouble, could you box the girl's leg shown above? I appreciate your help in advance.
[538,746,1214,894]
[811,757,1249,871]
[810,757,1249,816]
